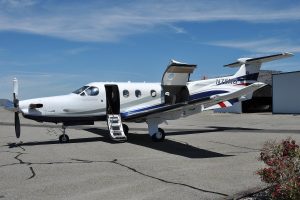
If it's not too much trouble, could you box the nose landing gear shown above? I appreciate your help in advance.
[59,126,70,143]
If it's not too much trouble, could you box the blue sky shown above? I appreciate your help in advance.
[1,0,300,99]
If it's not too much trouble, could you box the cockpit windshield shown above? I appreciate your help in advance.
[72,86,99,96]
[72,86,89,94]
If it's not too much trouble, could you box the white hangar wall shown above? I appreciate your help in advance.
[273,71,300,114]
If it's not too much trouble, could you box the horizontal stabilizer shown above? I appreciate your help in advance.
[224,52,293,68]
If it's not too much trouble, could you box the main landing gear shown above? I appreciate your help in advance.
[151,128,165,142]
[147,118,166,142]
[59,126,70,143]
[121,122,165,142]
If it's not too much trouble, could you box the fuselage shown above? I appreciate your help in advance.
[19,75,247,124]
[19,82,162,123]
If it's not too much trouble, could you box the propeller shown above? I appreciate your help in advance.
[13,78,21,138]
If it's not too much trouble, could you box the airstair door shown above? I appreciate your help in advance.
[105,85,126,141]
[105,85,120,115]
[161,60,196,105]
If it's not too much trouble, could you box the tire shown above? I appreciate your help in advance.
[122,124,129,136]
[151,128,165,142]
[59,134,69,143]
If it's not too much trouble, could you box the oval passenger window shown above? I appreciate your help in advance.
[135,90,142,98]
[123,90,129,98]
[150,90,157,97]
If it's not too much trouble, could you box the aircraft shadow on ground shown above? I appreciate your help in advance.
[165,126,262,136]
[5,125,299,158]
[86,128,231,159]
[6,127,231,159]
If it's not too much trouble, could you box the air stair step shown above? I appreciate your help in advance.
[107,114,127,141]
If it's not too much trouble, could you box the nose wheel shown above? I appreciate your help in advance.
[59,126,70,143]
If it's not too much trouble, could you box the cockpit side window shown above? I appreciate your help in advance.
[85,87,99,96]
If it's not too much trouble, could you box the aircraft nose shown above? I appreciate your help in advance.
[18,101,29,114]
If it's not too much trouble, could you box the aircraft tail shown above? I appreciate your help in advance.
[225,52,293,85]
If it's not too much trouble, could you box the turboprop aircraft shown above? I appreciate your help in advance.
[3,52,293,143]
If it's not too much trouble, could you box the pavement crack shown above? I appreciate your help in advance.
[4,144,38,180]
[27,167,36,180]
[208,141,260,151]
[18,157,229,197]
[15,152,26,164]
[71,158,94,163]
[111,159,229,197]
[0,153,229,197]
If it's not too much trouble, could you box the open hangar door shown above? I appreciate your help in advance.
[215,71,275,113]
[272,71,300,114]
[242,85,272,113]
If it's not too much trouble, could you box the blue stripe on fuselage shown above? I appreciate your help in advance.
[189,90,228,101]
[236,73,259,82]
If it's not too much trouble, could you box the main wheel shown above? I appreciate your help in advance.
[122,124,129,136]
[151,128,165,142]
[59,134,69,143]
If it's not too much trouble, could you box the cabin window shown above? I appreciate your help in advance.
[85,87,99,96]
[135,90,142,98]
[150,90,157,97]
[123,90,129,98]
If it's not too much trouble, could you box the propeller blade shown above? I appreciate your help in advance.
[12,78,21,138]
[15,112,21,138]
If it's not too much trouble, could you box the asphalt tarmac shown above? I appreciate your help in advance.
[1,108,300,200]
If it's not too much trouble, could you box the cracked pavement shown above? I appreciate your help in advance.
[1,108,300,200]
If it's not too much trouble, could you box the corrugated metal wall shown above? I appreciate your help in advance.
[273,71,300,114]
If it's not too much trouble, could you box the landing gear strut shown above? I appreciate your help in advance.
[147,118,166,142]
[59,126,70,143]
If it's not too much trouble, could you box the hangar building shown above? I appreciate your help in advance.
[272,71,300,114]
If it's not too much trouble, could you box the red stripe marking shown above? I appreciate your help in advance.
[218,102,226,108]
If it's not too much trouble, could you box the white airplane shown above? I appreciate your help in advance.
[4,52,293,143]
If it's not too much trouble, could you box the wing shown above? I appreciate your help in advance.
[202,82,266,108]
[123,82,266,121]
[161,82,266,116]
[0,99,16,112]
